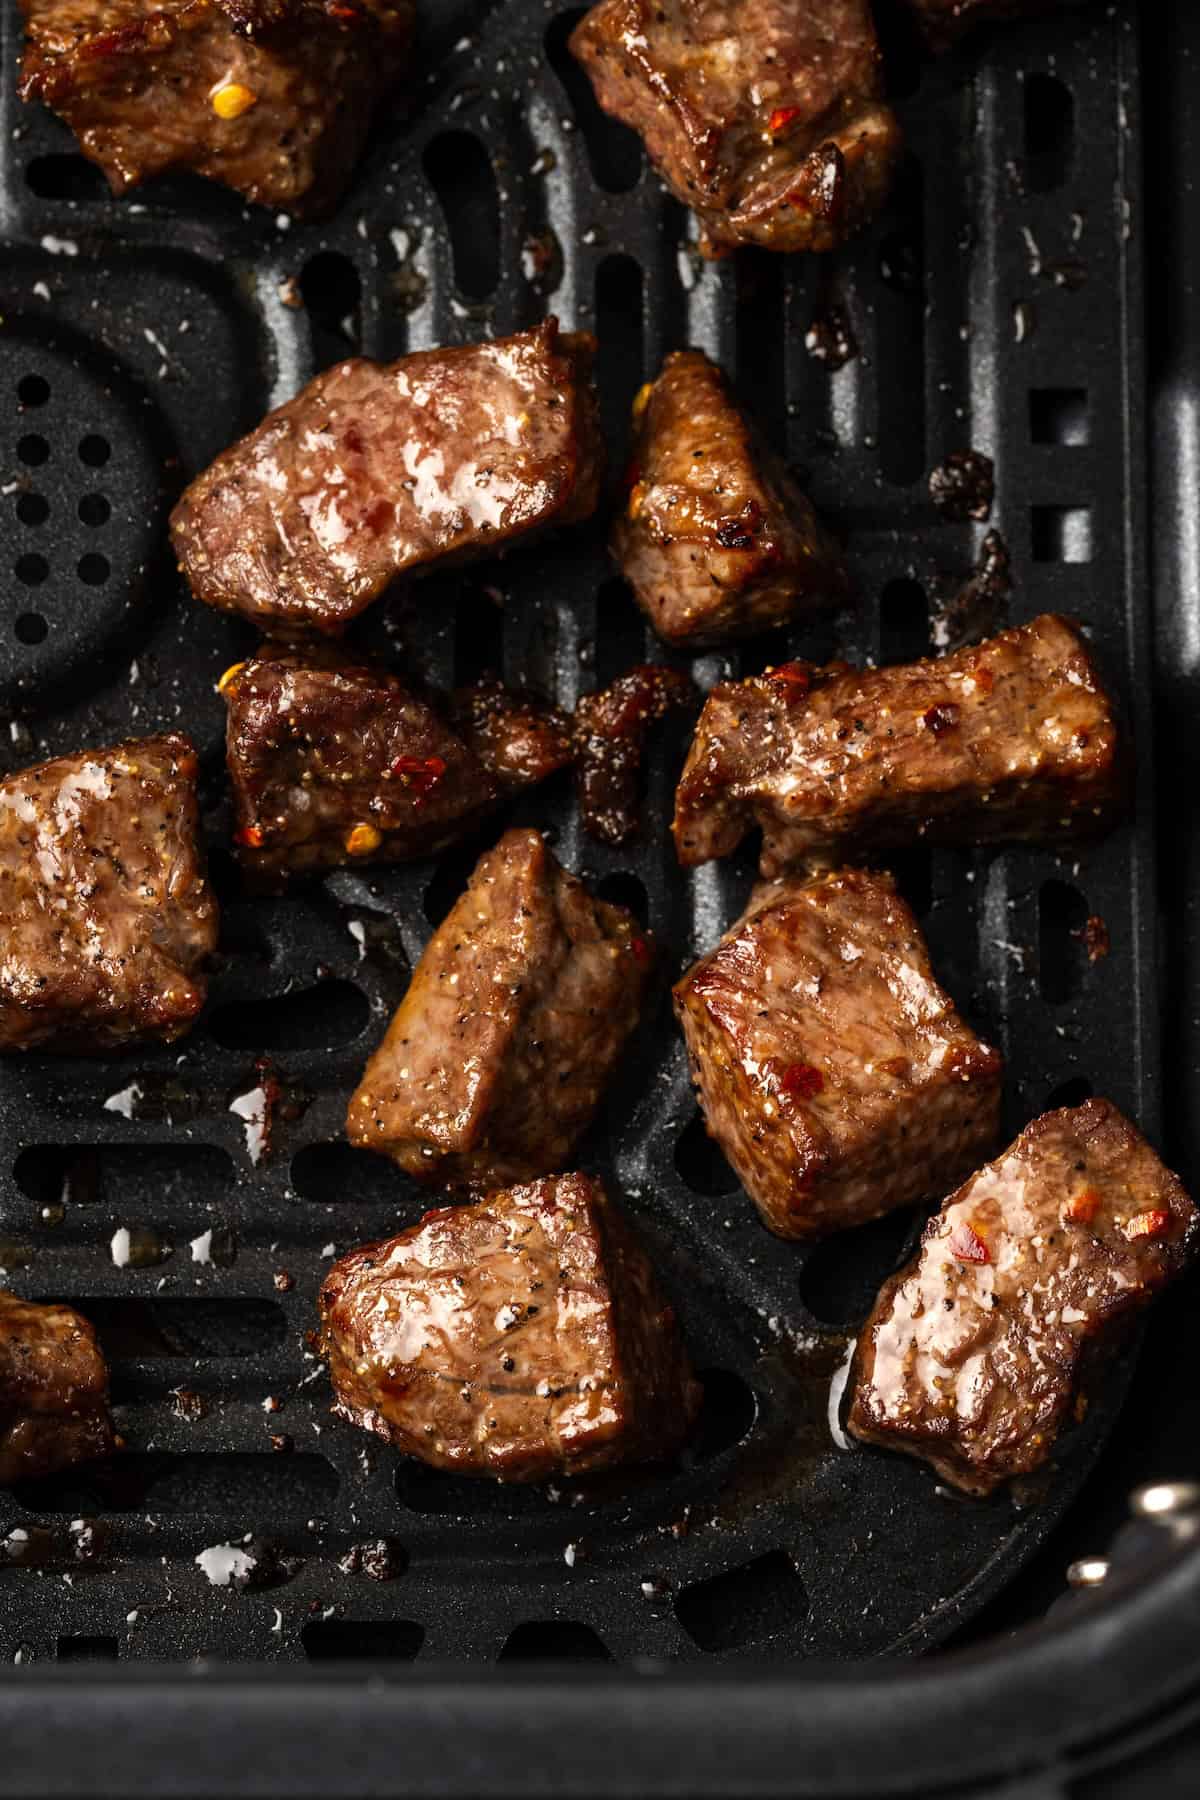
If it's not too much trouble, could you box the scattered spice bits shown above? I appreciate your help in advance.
[211,83,257,121]
[1124,1209,1170,1242]
[344,822,382,857]
[1077,915,1111,963]
[928,449,995,522]
[922,701,961,737]
[273,1270,295,1294]
[1065,1187,1100,1226]
[949,1220,991,1264]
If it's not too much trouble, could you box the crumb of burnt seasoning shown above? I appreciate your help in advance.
[1076,914,1110,963]
[574,665,695,845]
[338,1538,407,1580]
[171,1387,207,1422]
[270,1434,294,1453]
[804,303,858,371]
[273,1270,295,1293]
[929,449,995,522]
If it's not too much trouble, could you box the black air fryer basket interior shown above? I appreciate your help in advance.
[1,0,1200,1792]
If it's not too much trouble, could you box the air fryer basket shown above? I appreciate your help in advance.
[2,0,1200,1789]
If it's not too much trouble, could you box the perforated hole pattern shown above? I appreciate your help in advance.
[0,0,1149,1664]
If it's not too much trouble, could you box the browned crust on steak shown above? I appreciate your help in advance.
[848,1099,1199,1495]
[318,1173,701,1481]
[0,733,216,1053]
[345,828,654,1190]
[674,867,1002,1239]
[612,351,850,646]
[674,614,1126,875]
[171,322,604,635]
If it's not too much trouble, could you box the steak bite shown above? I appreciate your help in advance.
[222,647,500,883]
[171,321,604,636]
[0,1293,117,1485]
[848,1100,1198,1496]
[674,614,1124,877]
[570,0,900,256]
[614,351,850,647]
[0,734,217,1053]
[319,1173,701,1481]
[674,868,1002,1240]
[347,829,655,1190]
[449,676,574,794]
[574,664,695,845]
[18,0,415,217]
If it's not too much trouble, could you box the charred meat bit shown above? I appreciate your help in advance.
[574,664,695,845]
[928,449,995,522]
[612,351,850,647]
[171,321,604,635]
[932,526,1012,652]
[449,675,574,793]
[673,868,1002,1240]
[222,645,502,883]
[904,0,1084,51]
[346,828,655,1191]
[0,1293,116,1484]
[673,613,1125,876]
[569,1,901,256]
[849,1100,1198,1495]
[319,1173,700,1481]
[0,734,217,1052]
[18,0,414,216]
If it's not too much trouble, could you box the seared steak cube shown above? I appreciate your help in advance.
[570,0,901,256]
[171,322,604,635]
[347,828,655,1190]
[574,664,695,845]
[848,1100,1198,1496]
[674,614,1125,877]
[0,1293,117,1485]
[18,0,414,216]
[614,352,850,648]
[0,735,217,1053]
[674,868,1002,1240]
[449,676,574,794]
[223,647,502,882]
[319,1173,701,1481]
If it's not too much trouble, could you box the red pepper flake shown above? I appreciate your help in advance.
[420,1206,458,1226]
[765,662,812,703]
[949,1221,991,1264]
[630,935,653,970]
[768,105,804,139]
[391,754,446,799]
[325,1,361,17]
[922,701,961,737]
[1065,1187,1100,1226]
[778,1061,824,1101]
[1075,915,1110,963]
[236,824,264,849]
[1125,1209,1170,1242]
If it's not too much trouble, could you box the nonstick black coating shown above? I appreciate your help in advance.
[0,0,1154,1663]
